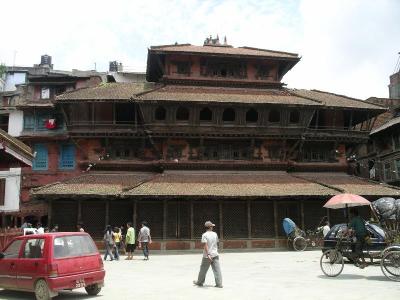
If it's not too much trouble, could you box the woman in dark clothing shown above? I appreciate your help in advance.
[103,225,115,261]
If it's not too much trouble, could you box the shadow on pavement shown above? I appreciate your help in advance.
[0,289,103,299]
[366,276,395,282]
[318,274,365,280]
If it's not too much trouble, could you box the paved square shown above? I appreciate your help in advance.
[0,250,399,300]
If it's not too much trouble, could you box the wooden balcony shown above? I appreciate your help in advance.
[304,127,370,142]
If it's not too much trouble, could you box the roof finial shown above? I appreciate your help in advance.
[224,36,227,45]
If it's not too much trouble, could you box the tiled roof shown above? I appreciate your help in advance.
[294,173,400,197]
[0,129,34,163]
[32,171,400,198]
[370,111,393,131]
[150,44,299,59]
[370,116,400,135]
[290,89,386,110]
[124,171,333,197]
[32,172,155,196]
[56,83,154,101]
[137,86,321,106]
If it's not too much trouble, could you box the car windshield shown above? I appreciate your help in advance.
[369,223,385,238]
[53,235,98,258]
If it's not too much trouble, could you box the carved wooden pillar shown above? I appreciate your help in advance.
[48,200,53,228]
[300,200,305,230]
[219,200,224,240]
[133,200,137,228]
[247,200,252,239]
[273,200,278,238]
[163,200,167,240]
[105,200,109,226]
[190,200,194,239]
[77,199,82,223]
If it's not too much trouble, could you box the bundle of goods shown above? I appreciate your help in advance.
[371,197,400,243]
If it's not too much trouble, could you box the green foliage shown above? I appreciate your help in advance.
[0,64,6,78]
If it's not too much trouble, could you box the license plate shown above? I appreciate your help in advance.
[75,278,86,288]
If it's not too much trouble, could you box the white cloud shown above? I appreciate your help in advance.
[1,0,399,99]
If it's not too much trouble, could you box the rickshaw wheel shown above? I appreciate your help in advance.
[293,236,307,251]
[381,250,400,281]
[320,249,344,277]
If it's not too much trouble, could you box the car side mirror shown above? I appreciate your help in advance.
[0,253,4,259]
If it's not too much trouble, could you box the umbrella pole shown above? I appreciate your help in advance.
[345,204,350,224]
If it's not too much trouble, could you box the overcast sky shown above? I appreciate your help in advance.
[1,0,399,99]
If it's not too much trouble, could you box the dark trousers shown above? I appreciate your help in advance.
[142,242,149,258]
[352,237,366,263]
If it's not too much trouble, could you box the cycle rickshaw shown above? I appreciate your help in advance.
[319,194,400,281]
[283,217,326,251]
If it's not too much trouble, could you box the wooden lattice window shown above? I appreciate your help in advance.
[268,109,280,123]
[246,108,258,123]
[199,107,213,121]
[222,108,235,122]
[155,106,167,121]
[176,107,189,121]
[289,110,300,123]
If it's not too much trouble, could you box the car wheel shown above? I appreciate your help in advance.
[85,283,102,296]
[35,279,52,300]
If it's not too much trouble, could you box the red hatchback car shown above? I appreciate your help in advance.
[0,232,105,300]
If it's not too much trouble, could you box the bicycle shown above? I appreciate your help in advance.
[320,231,351,277]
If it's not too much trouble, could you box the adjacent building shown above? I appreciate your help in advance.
[31,38,400,249]
[0,129,34,227]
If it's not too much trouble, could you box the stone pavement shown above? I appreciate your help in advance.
[0,250,399,300]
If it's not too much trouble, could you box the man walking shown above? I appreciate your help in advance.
[193,221,223,288]
[138,221,152,260]
[125,222,136,260]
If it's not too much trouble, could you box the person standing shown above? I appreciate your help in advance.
[113,227,122,261]
[36,223,44,234]
[125,222,136,260]
[318,221,331,237]
[193,221,223,288]
[103,225,114,261]
[138,221,152,260]
[77,223,85,232]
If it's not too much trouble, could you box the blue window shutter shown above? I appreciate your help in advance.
[33,144,48,170]
[23,114,35,130]
[59,144,75,169]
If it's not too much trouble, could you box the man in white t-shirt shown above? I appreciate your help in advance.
[193,221,222,288]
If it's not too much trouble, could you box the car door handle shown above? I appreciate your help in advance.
[34,262,39,267]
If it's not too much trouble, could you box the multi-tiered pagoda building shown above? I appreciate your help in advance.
[32,38,400,249]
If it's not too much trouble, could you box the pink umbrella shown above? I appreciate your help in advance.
[324,193,371,209]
